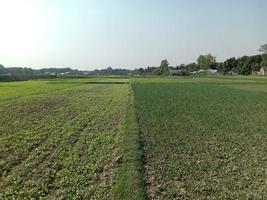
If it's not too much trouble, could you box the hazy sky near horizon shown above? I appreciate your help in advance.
[0,0,267,70]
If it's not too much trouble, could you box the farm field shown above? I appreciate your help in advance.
[0,79,131,199]
[132,77,267,199]
[0,76,267,199]
[0,78,129,101]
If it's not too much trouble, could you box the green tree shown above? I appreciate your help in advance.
[0,64,6,75]
[215,62,224,73]
[197,54,216,70]
[259,44,267,66]
[158,59,170,75]
[252,63,261,72]
[185,63,199,72]
[237,56,251,75]
[160,59,169,68]
[262,54,267,67]
[259,44,267,54]
[138,68,145,75]
[223,57,238,74]
[249,55,262,71]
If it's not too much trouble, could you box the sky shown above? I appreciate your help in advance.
[0,0,267,70]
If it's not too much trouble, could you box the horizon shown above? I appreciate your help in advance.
[0,51,264,71]
[0,0,267,70]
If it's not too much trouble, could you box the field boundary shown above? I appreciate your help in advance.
[114,84,145,200]
[85,81,129,84]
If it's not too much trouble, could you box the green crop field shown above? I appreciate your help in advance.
[0,76,266,199]
[132,77,267,199]
[0,79,132,199]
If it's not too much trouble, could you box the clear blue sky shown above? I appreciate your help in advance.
[0,0,267,70]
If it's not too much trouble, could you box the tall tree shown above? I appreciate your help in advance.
[197,54,216,70]
[259,44,267,67]
[158,59,170,75]
[237,56,251,75]
[185,63,199,72]
[262,55,267,67]
[215,62,224,73]
[160,59,169,68]
[223,57,238,74]
[137,68,145,75]
[249,55,262,71]
[259,44,267,54]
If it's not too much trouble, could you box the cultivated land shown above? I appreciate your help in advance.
[0,76,267,199]
[0,79,131,199]
[132,77,267,199]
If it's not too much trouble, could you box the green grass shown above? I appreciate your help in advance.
[132,77,267,199]
[115,86,145,200]
[0,79,83,101]
[0,78,130,102]
[0,79,130,199]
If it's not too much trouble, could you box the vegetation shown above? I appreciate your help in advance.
[86,67,132,76]
[1,44,267,78]
[0,65,132,77]
[259,44,267,54]
[197,54,216,70]
[0,79,91,101]
[262,54,267,67]
[157,59,170,76]
[134,44,267,76]
[115,87,145,200]
[0,79,129,199]
[132,77,267,199]
[1,75,267,199]
[259,44,267,67]
[222,57,239,74]
[0,66,83,76]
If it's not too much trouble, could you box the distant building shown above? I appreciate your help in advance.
[259,67,267,75]
[59,72,71,75]
[169,69,182,76]
[206,69,218,74]
[44,72,57,76]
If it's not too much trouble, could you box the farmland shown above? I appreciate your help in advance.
[0,76,267,199]
[0,79,131,199]
[132,77,267,199]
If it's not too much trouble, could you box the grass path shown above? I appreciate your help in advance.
[115,86,145,200]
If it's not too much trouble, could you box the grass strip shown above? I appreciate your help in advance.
[114,85,145,200]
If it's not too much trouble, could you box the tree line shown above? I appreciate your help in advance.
[0,66,132,76]
[0,66,84,76]
[134,44,267,76]
[1,44,267,77]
